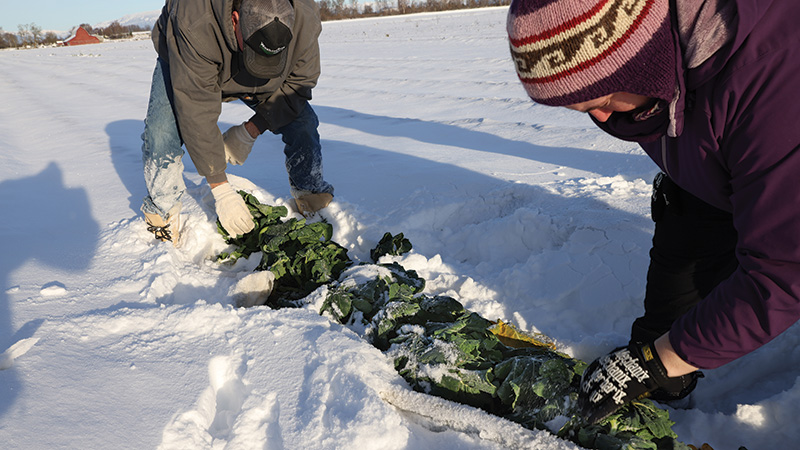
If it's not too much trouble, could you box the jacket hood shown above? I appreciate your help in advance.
[212,0,238,53]
[682,0,774,89]
[595,0,775,143]
[670,0,778,137]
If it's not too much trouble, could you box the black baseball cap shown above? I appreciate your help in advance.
[239,0,294,79]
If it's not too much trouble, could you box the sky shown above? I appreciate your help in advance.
[0,0,163,33]
[1,6,799,450]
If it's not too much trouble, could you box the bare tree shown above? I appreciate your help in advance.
[17,23,45,46]
[0,27,20,49]
[30,23,43,45]
[332,0,347,15]
[100,21,132,39]
[397,0,409,14]
[375,0,391,13]
[318,0,335,20]
[42,31,59,46]
[17,24,32,46]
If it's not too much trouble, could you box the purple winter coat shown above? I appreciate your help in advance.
[597,0,800,369]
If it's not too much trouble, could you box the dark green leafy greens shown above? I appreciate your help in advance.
[217,192,351,305]
[217,194,691,450]
[370,232,412,262]
[321,262,689,450]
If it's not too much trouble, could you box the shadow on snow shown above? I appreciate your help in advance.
[0,162,99,419]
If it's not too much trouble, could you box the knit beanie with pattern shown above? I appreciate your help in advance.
[507,0,676,107]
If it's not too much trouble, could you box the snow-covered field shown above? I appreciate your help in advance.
[1,6,798,449]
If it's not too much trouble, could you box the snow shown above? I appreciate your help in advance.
[1,6,798,449]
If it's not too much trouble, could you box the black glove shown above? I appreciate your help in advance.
[578,342,698,424]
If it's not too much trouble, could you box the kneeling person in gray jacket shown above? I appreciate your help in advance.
[141,0,334,244]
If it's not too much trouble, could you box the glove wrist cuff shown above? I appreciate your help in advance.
[236,122,257,143]
[211,182,235,199]
[635,343,673,386]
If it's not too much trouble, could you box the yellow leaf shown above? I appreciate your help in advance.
[489,319,556,350]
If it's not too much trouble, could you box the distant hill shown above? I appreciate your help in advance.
[94,10,161,30]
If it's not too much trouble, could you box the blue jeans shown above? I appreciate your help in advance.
[141,58,333,219]
[141,58,184,218]
[244,97,334,199]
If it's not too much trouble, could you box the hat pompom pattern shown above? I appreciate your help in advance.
[507,0,675,106]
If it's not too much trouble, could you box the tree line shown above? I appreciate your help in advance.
[0,21,151,49]
[1,0,509,50]
[318,0,510,21]
[0,23,59,48]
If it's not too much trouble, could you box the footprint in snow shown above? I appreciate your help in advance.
[159,353,284,449]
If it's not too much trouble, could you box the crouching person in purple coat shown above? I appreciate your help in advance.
[507,0,800,424]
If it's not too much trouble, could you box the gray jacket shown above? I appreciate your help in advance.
[152,0,322,184]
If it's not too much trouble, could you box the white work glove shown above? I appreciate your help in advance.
[223,122,257,165]
[211,183,255,237]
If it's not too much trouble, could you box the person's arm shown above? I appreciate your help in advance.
[222,120,260,165]
[667,47,800,370]
[166,16,229,184]
[654,333,698,377]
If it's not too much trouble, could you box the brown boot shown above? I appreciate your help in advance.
[144,204,181,245]
[294,192,333,216]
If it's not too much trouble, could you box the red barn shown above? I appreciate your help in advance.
[62,27,101,46]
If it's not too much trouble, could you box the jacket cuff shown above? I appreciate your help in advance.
[250,113,270,134]
[205,172,228,185]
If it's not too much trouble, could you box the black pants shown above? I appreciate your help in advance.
[630,173,739,344]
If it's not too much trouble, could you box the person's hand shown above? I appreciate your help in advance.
[578,342,698,424]
[211,183,255,236]
[223,122,257,165]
